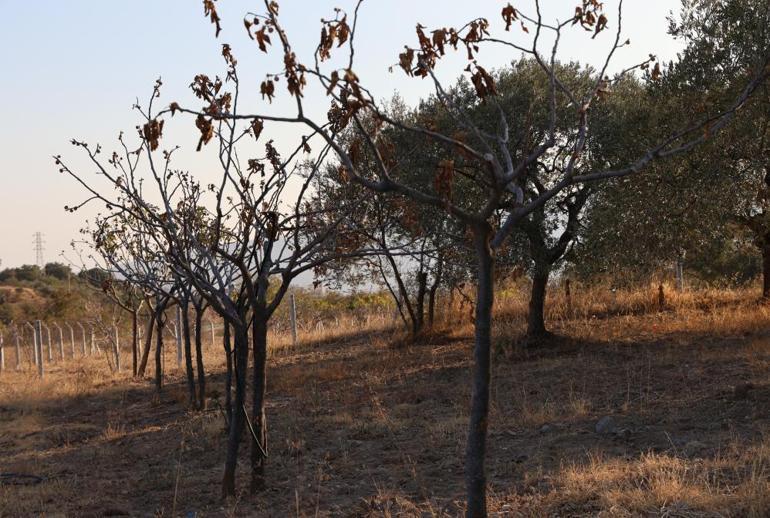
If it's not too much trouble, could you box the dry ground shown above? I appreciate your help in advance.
[1,284,770,517]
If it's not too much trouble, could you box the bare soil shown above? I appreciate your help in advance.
[1,307,769,517]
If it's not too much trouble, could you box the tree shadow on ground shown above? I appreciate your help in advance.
[2,323,769,516]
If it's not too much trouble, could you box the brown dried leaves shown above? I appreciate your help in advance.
[142,119,164,151]
[203,0,222,37]
[319,11,351,62]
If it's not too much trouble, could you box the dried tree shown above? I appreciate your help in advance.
[59,64,376,495]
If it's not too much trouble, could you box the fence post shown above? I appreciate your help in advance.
[175,307,183,368]
[210,321,215,348]
[113,324,121,372]
[14,327,21,370]
[77,322,86,356]
[34,320,44,378]
[65,323,74,357]
[43,323,53,362]
[675,258,685,292]
[26,322,38,366]
[0,332,5,372]
[290,293,298,347]
[52,323,64,360]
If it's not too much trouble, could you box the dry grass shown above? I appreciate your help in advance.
[550,444,770,517]
[0,283,769,516]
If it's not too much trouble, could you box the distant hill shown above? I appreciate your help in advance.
[0,263,103,325]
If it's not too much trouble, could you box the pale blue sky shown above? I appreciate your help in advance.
[0,1,683,268]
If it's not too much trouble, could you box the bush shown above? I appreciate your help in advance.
[44,262,72,281]
[15,265,43,282]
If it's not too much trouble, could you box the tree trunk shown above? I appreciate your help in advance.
[181,303,197,410]
[527,267,550,338]
[427,290,437,328]
[465,225,494,518]
[223,321,233,431]
[138,308,157,377]
[658,284,666,311]
[154,312,164,392]
[427,259,443,328]
[222,323,249,497]
[194,308,206,410]
[414,271,428,334]
[250,316,269,493]
[131,309,139,376]
[763,244,770,299]
[384,252,418,333]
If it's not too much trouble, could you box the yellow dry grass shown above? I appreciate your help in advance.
[0,282,768,516]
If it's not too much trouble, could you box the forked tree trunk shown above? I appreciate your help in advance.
[384,252,418,334]
[250,316,269,493]
[527,268,550,338]
[194,308,206,410]
[465,225,494,518]
[138,309,157,377]
[181,303,197,410]
[222,323,249,497]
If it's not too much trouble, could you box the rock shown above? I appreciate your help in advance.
[684,440,706,457]
[540,424,553,434]
[595,416,617,435]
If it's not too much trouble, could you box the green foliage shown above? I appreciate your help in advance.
[571,0,770,286]
[687,234,761,286]
[78,267,112,288]
[13,265,43,282]
[44,262,73,281]
[271,286,393,324]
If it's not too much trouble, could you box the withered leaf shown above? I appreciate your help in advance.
[251,118,264,140]
[260,79,276,102]
[651,62,661,81]
[399,47,415,76]
[501,4,518,31]
[203,0,222,37]
[327,70,340,95]
[256,26,271,52]
[195,114,214,151]
[142,119,164,151]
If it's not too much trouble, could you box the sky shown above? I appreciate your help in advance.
[0,0,684,269]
